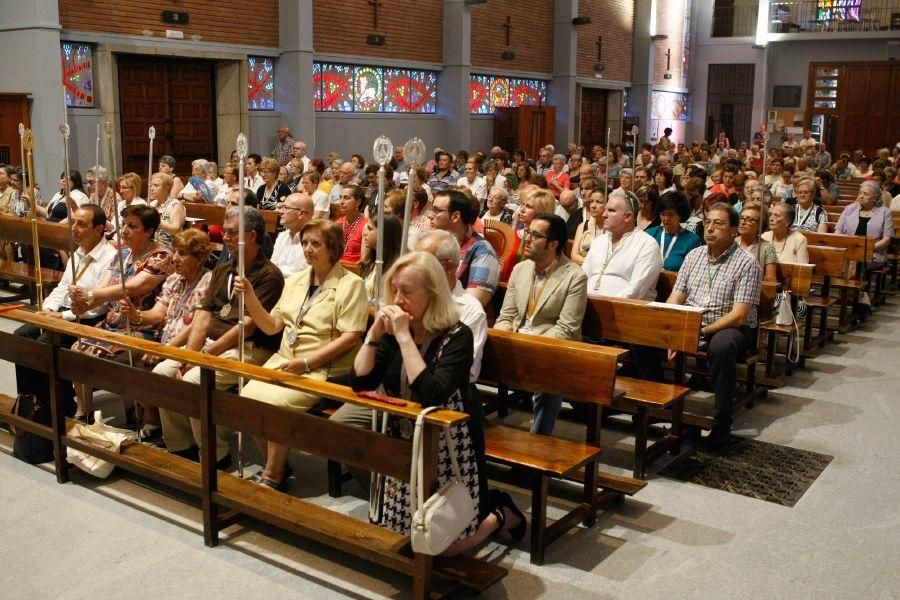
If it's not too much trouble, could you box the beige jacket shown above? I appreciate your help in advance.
[494,254,587,340]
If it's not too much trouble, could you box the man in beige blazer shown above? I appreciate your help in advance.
[494,213,588,434]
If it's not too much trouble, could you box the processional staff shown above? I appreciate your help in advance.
[20,124,43,310]
[236,132,249,479]
[372,135,393,309]
[400,137,426,255]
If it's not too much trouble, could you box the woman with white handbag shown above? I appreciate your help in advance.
[352,251,525,556]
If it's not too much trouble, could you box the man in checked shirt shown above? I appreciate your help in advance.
[666,202,761,447]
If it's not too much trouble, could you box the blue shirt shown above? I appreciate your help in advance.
[645,225,703,272]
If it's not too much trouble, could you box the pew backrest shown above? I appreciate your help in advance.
[801,231,872,264]
[184,202,279,233]
[775,262,814,296]
[0,214,71,253]
[807,245,847,278]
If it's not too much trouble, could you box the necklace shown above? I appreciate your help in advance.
[342,215,362,251]
[592,231,632,291]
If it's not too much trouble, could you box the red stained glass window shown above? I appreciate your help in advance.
[314,62,436,113]
[248,57,274,111]
[61,42,94,108]
[470,74,547,114]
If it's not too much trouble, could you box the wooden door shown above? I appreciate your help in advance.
[118,56,216,192]
[0,94,30,167]
[579,89,608,148]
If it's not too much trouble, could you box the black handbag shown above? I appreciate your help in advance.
[11,394,54,464]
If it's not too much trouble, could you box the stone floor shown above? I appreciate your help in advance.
[0,294,898,599]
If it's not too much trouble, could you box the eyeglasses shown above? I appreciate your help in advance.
[739,216,760,223]
[431,207,449,216]
[283,206,303,212]
[222,227,240,237]
[523,229,549,240]
[703,219,730,229]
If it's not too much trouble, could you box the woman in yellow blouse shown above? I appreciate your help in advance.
[234,219,368,491]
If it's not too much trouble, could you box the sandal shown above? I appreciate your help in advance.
[250,473,288,493]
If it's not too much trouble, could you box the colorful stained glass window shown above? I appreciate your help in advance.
[248,57,274,110]
[313,62,436,113]
[61,43,94,108]
[469,74,547,114]
[651,91,690,121]
[816,0,862,22]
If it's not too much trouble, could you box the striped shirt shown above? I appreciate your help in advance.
[673,242,761,328]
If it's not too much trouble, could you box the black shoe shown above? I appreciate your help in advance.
[216,454,232,471]
[500,491,527,542]
[703,425,732,450]
[249,472,288,493]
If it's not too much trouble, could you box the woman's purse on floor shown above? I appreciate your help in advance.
[66,412,137,478]
[774,290,801,364]
[11,394,54,465]
[408,406,475,556]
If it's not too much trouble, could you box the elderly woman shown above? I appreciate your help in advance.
[645,191,702,271]
[256,157,291,210]
[836,180,894,265]
[571,189,607,266]
[235,219,368,490]
[352,251,525,555]
[359,213,403,306]
[178,159,215,202]
[792,177,829,233]
[736,202,777,281]
[68,205,174,419]
[148,172,186,246]
[336,184,368,264]
[157,155,184,200]
[545,154,570,199]
[762,202,809,264]
[119,229,213,440]
[480,186,515,225]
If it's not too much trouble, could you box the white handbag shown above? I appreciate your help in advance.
[66,411,137,478]
[773,290,801,364]
[408,406,476,556]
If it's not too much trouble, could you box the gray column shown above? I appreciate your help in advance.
[550,0,578,150]
[438,0,471,153]
[0,0,65,194]
[278,0,316,154]
[631,0,656,149]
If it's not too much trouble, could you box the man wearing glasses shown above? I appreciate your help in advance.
[271,193,313,277]
[495,213,587,435]
[666,202,761,447]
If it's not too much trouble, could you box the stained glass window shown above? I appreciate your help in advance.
[469,74,548,114]
[248,57,274,111]
[313,62,436,113]
[651,91,690,121]
[816,0,862,23]
[61,43,94,108]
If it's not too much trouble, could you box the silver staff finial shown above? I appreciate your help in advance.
[18,123,25,136]
[403,137,426,167]
[59,123,70,138]
[149,125,156,140]
[237,133,248,159]
[373,135,393,166]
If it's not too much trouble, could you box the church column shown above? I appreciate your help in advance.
[630,0,656,149]
[439,0,471,153]
[0,0,65,193]
[278,0,316,154]
[550,0,578,151]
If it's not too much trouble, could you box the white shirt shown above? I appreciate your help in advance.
[48,189,90,210]
[452,280,487,383]
[244,173,264,192]
[582,228,662,300]
[891,194,900,211]
[271,228,308,278]
[213,184,236,206]
[43,238,118,320]
[456,175,487,201]
[312,189,330,216]
[116,198,147,215]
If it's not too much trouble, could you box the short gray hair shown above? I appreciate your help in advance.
[192,159,212,176]
[795,177,817,193]
[859,180,882,201]
[417,229,461,267]
[489,186,509,201]
[552,154,566,164]
[224,206,266,243]
[87,165,109,182]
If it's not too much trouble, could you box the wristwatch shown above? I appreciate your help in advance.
[364,335,381,347]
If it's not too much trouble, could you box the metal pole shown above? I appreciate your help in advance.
[94,124,101,205]
[21,125,44,310]
[606,127,612,195]
[59,123,80,285]
[401,168,414,255]
[375,164,386,308]
[236,132,248,478]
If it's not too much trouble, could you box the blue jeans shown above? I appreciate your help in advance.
[531,392,562,435]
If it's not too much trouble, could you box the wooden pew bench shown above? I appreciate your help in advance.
[801,245,846,357]
[478,329,640,564]
[758,262,813,381]
[0,214,71,303]
[581,294,700,474]
[802,231,873,330]
[184,202,279,233]
[0,309,505,599]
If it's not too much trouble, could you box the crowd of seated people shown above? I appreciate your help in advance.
[3,127,898,557]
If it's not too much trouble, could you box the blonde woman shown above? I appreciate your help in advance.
[352,252,525,555]
[571,190,607,265]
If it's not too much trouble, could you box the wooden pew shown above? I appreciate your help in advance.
[582,294,700,468]
[0,308,505,599]
[802,245,846,355]
[184,202,279,233]
[758,262,813,380]
[479,329,636,564]
[801,231,872,330]
[0,214,71,303]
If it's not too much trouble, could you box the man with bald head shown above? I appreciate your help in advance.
[326,161,357,204]
[271,192,313,277]
[556,188,583,239]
